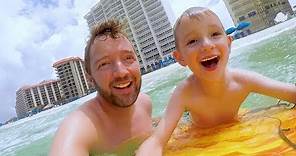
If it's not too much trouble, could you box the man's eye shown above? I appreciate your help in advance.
[126,56,133,60]
[98,62,110,69]
[212,32,222,37]
[125,55,135,61]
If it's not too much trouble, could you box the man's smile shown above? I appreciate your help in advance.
[113,81,132,89]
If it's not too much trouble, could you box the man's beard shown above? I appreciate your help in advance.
[94,77,141,108]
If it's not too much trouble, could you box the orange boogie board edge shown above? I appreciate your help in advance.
[165,106,296,156]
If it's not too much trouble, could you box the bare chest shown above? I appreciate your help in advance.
[186,91,248,127]
[94,112,152,152]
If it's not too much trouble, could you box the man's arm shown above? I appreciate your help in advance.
[241,70,296,103]
[49,111,97,156]
[136,89,186,156]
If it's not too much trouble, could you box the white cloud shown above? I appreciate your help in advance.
[0,0,96,123]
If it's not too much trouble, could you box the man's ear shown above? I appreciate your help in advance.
[227,35,233,47]
[85,73,95,87]
[173,50,187,66]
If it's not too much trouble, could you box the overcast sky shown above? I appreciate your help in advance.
[1,0,295,123]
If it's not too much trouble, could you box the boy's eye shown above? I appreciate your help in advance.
[187,39,200,46]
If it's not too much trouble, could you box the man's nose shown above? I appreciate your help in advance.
[113,61,129,77]
[201,38,215,52]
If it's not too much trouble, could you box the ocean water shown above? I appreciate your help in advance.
[0,18,296,156]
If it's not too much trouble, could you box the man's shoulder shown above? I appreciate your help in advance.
[59,110,98,139]
[54,99,101,145]
[137,92,151,102]
[50,100,101,155]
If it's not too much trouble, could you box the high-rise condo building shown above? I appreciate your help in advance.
[53,57,90,101]
[15,80,62,119]
[223,0,293,36]
[84,0,176,73]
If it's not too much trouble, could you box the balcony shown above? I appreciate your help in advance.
[140,38,154,47]
[133,15,146,26]
[149,10,165,22]
[138,33,153,43]
[145,1,161,13]
[143,0,158,9]
[126,0,139,11]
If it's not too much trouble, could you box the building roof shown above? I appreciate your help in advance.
[19,79,59,90]
[52,56,82,67]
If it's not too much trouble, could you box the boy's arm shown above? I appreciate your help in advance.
[136,90,186,156]
[243,71,296,104]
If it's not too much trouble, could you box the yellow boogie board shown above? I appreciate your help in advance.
[165,105,296,156]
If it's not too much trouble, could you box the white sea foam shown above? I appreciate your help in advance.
[230,18,296,58]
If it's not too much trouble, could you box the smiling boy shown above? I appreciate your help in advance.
[136,7,296,156]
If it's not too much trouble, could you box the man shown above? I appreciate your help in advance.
[50,19,153,156]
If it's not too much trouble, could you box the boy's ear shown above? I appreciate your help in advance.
[173,50,187,66]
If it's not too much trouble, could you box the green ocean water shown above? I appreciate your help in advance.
[0,19,295,156]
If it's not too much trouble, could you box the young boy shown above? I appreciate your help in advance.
[136,7,296,155]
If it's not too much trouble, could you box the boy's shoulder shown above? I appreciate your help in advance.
[177,74,195,87]
[173,74,197,97]
[230,68,260,81]
[229,68,265,90]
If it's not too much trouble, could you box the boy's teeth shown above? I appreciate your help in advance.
[114,82,131,88]
[201,56,218,62]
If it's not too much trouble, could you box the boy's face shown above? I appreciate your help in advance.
[174,12,232,81]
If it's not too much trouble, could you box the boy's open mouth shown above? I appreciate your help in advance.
[200,56,220,69]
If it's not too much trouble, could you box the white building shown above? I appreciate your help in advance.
[15,80,62,119]
[53,57,90,100]
[223,0,293,36]
[84,0,176,73]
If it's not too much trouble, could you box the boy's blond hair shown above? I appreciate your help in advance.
[173,7,223,50]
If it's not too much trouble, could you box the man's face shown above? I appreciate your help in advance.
[175,12,232,81]
[89,35,141,107]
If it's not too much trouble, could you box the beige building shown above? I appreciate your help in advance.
[223,0,293,36]
[53,57,90,101]
[15,80,62,119]
[84,0,175,73]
